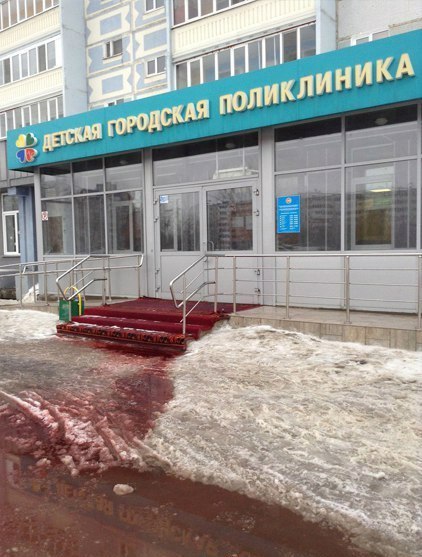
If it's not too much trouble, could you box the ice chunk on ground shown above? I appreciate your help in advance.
[113,483,134,495]
[0,309,57,341]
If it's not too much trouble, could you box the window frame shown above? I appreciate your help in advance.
[173,0,252,26]
[146,55,166,77]
[145,0,164,12]
[104,38,123,59]
[2,195,20,256]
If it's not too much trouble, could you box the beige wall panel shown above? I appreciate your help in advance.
[0,8,60,53]
[172,0,315,60]
[0,69,62,110]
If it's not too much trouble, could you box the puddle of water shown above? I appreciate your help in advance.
[0,453,374,557]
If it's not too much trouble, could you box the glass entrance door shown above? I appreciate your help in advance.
[154,180,260,300]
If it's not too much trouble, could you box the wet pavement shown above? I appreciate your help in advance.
[0,333,377,557]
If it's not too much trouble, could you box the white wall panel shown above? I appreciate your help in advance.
[0,8,60,53]
[0,69,62,111]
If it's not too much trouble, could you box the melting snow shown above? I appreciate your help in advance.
[140,325,422,557]
[0,309,58,341]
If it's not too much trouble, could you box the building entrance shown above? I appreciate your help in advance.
[153,179,260,299]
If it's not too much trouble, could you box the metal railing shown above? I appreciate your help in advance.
[0,253,144,308]
[170,252,422,334]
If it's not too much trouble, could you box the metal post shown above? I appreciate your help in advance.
[214,256,218,313]
[182,274,187,335]
[285,256,290,319]
[418,255,422,330]
[32,267,36,304]
[345,255,351,324]
[232,256,237,313]
[102,258,106,305]
[19,264,23,308]
[107,256,112,302]
[137,254,141,298]
[43,262,48,306]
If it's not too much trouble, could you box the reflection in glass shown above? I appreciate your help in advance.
[346,161,416,250]
[234,46,245,75]
[300,24,316,58]
[345,105,417,163]
[42,198,73,254]
[203,53,215,82]
[160,192,200,251]
[107,191,143,253]
[283,29,297,62]
[74,195,105,254]
[248,40,261,72]
[207,186,253,251]
[153,133,259,186]
[40,164,72,198]
[275,170,341,251]
[73,159,104,195]
[275,119,342,171]
[218,50,231,79]
[105,152,142,191]
[265,36,280,67]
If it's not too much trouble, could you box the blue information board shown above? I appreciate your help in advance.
[277,195,301,233]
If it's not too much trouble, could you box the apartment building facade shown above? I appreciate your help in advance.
[2,0,422,311]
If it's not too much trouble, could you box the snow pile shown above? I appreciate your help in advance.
[140,325,422,557]
[0,310,58,341]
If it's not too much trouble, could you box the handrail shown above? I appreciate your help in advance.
[168,252,422,335]
[0,253,145,308]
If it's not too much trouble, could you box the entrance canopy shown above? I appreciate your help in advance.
[6,30,421,172]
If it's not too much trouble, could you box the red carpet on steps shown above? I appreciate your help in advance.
[56,297,257,350]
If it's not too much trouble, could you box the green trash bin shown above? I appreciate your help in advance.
[58,286,84,321]
[58,298,84,322]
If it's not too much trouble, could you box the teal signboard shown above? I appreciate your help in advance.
[7,30,422,171]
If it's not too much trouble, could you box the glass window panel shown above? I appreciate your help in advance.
[300,24,316,58]
[265,35,280,67]
[57,95,63,117]
[3,194,19,211]
[42,198,73,255]
[0,114,6,138]
[3,58,11,83]
[26,0,35,18]
[105,152,143,191]
[107,190,143,253]
[48,98,57,120]
[39,100,48,122]
[216,0,229,9]
[11,54,20,81]
[74,195,105,254]
[146,0,154,10]
[0,62,3,85]
[14,107,22,129]
[276,170,341,251]
[248,40,261,72]
[176,62,187,89]
[355,37,369,44]
[18,0,25,20]
[21,52,28,78]
[201,0,213,15]
[188,0,198,19]
[38,44,46,72]
[160,192,200,251]
[35,0,43,13]
[154,140,217,186]
[30,102,39,124]
[147,60,155,75]
[2,2,10,28]
[28,48,37,75]
[47,40,56,68]
[202,53,215,83]
[218,50,231,79]
[346,161,417,250]
[4,213,19,253]
[157,55,165,73]
[233,46,245,75]
[73,159,104,194]
[10,0,17,24]
[173,0,185,24]
[41,164,72,198]
[190,59,201,85]
[22,105,31,126]
[275,119,342,171]
[373,30,389,40]
[346,106,418,163]
[283,29,297,62]
[207,186,253,251]
[44,0,52,8]
[6,110,14,131]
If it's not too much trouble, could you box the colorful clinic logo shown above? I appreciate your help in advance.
[16,133,38,164]
[285,197,292,204]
